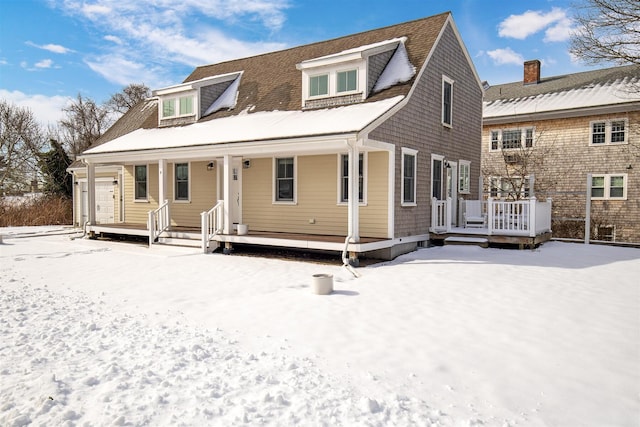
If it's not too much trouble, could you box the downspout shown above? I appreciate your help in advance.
[343,139,361,278]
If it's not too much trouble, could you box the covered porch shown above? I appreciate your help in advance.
[429,197,553,248]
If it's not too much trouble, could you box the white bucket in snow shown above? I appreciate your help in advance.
[237,224,248,235]
[312,274,333,295]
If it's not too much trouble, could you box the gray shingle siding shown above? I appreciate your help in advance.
[370,22,482,238]
[367,50,395,95]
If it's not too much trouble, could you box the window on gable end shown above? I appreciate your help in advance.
[442,76,453,127]
[402,148,417,205]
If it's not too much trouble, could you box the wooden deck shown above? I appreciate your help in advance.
[87,222,390,252]
[430,226,552,249]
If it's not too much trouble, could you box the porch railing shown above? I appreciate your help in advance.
[487,197,552,237]
[431,197,452,232]
[435,197,553,237]
[201,200,224,253]
[148,199,170,246]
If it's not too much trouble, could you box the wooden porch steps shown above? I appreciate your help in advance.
[444,236,489,248]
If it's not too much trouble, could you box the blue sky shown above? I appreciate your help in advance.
[0,0,597,124]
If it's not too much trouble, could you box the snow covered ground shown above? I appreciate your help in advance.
[1,227,638,426]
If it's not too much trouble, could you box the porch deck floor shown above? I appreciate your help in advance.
[89,223,387,245]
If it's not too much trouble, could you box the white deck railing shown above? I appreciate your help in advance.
[435,197,552,237]
[148,199,170,246]
[201,200,224,253]
[431,197,452,232]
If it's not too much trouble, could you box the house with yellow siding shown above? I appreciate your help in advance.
[483,61,640,244]
[68,12,483,262]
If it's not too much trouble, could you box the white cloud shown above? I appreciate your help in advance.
[104,35,123,45]
[498,7,570,40]
[487,48,525,66]
[0,89,71,125]
[35,59,54,69]
[544,18,573,42]
[51,0,291,88]
[26,41,74,54]
[84,54,166,87]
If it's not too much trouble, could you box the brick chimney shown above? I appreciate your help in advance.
[523,60,541,85]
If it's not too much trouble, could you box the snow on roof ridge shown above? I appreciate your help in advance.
[484,76,640,118]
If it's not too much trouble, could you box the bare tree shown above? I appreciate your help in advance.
[105,83,151,115]
[0,101,45,195]
[59,94,111,160]
[569,0,640,65]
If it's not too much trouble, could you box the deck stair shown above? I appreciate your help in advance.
[156,230,208,249]
[444,236,489,248]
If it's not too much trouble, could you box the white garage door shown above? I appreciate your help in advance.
[95,181,115,224]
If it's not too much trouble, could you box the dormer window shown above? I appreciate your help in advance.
[337,69,357,93]
[309,74,329,97]
[154,71,242,127]
[162,95,194,118]
[297,37,413,109]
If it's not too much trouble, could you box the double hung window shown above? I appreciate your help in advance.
[340,153,364,203]
[175,163,189,201]
[442,76,453,126]
[275,157,295,202]
[134,165,147,200]
[402,148,417,205]
[590,119,627,145]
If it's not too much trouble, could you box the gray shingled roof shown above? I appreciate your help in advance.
[183,12,449,119]
[83,12,451,154]
[484,64,640,101]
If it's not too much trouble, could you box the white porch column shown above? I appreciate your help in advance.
[158,159,167,204]
[347,141,360,242]
[223,155,232,235]
[87,162,96,225]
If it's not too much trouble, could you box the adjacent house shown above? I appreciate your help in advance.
[69,11,484,262]
[483,61,640,243]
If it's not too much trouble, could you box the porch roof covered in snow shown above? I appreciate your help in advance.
[81,96,404,162]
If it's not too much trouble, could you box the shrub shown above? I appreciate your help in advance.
[0,195,72,227]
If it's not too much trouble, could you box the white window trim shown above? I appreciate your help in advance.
[441,75,454,128]
[589,118,628,146]
[308,73,330,99]
[300,62,367,105]
[173,162,191,203]
[591,173,627,200]
[489,127,536,151]
[273,156,297,205]
[337,152,368,206]
[133,164,149,203]
[458,160,471,194]
[161,93,197,120]
[401,148,418,206]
